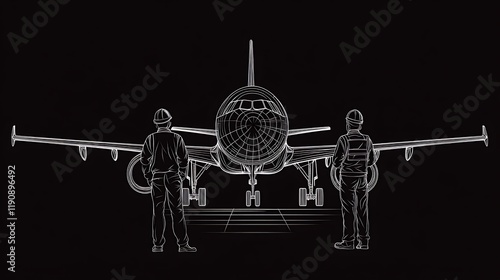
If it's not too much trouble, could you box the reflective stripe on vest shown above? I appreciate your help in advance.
[346,135,368,162]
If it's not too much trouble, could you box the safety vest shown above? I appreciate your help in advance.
[341,132,370,175]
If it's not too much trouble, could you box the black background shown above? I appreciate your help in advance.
[2,1,500,279]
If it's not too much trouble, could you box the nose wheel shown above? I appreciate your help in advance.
[244,165,261,207]
[245,190,261,207]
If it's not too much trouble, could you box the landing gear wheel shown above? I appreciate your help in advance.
[299,188,307,207]
[315,188,324,207]
[198,188,207,207]
[245,190,252,207]
[181,188,190,207]
[254,190,261,207]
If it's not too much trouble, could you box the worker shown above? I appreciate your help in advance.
[332,109,376,250]
[140,108,197,253]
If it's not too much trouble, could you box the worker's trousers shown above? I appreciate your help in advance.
[150,172,189,247]
[339,175,369,242]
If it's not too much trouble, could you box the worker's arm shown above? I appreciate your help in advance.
[140,135,153,182]
[332,136,347,168]
[366,136,376,167]
[177,135,189,180]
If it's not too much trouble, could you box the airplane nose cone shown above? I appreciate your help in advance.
[245,116,262,139]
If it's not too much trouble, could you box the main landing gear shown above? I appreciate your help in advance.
[181,161,209,207]
[295,161,324,207]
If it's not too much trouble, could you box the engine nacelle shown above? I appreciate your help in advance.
[79,146,87,161]
[126,154,151,194]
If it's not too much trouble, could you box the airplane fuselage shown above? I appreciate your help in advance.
[215,85,289,174]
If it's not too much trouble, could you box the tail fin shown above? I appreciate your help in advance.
[248,39,255,86]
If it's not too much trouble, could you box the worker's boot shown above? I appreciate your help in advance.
[356,239,369,250]
[334,240,354,250]
[152,245,163,253]
[178,244,197,253]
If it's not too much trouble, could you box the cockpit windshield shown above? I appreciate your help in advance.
[223,99,281,115]
[252,100,265,110]
[240,100,252,110]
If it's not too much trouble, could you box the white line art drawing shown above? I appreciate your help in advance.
[184,208,338,233]
[10,40,488,210]
[141,109,197,253]
[332,109,375,250]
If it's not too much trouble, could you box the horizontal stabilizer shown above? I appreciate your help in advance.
[288,126,331,136]
[172,126,216,136]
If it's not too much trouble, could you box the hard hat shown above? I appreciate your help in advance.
[153,108,172,124]
[346,109,363,125]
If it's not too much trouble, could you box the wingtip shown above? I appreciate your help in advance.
[482,125,488,147]
[11,125,16,147]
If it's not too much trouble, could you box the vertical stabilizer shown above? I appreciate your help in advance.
[248,40,255,86]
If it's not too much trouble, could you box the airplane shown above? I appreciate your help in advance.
[10,40,489,207]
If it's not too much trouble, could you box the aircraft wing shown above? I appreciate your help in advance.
[288,126,331,136]
[171,126,216,136]
[11,125,220,165]
[184,145,219,166]
[285,145,336,166]
[373,125,488,160]
[285,125,488,166]
[11,125,142,161]
[172,126,331,137]
[170,127,219,165]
